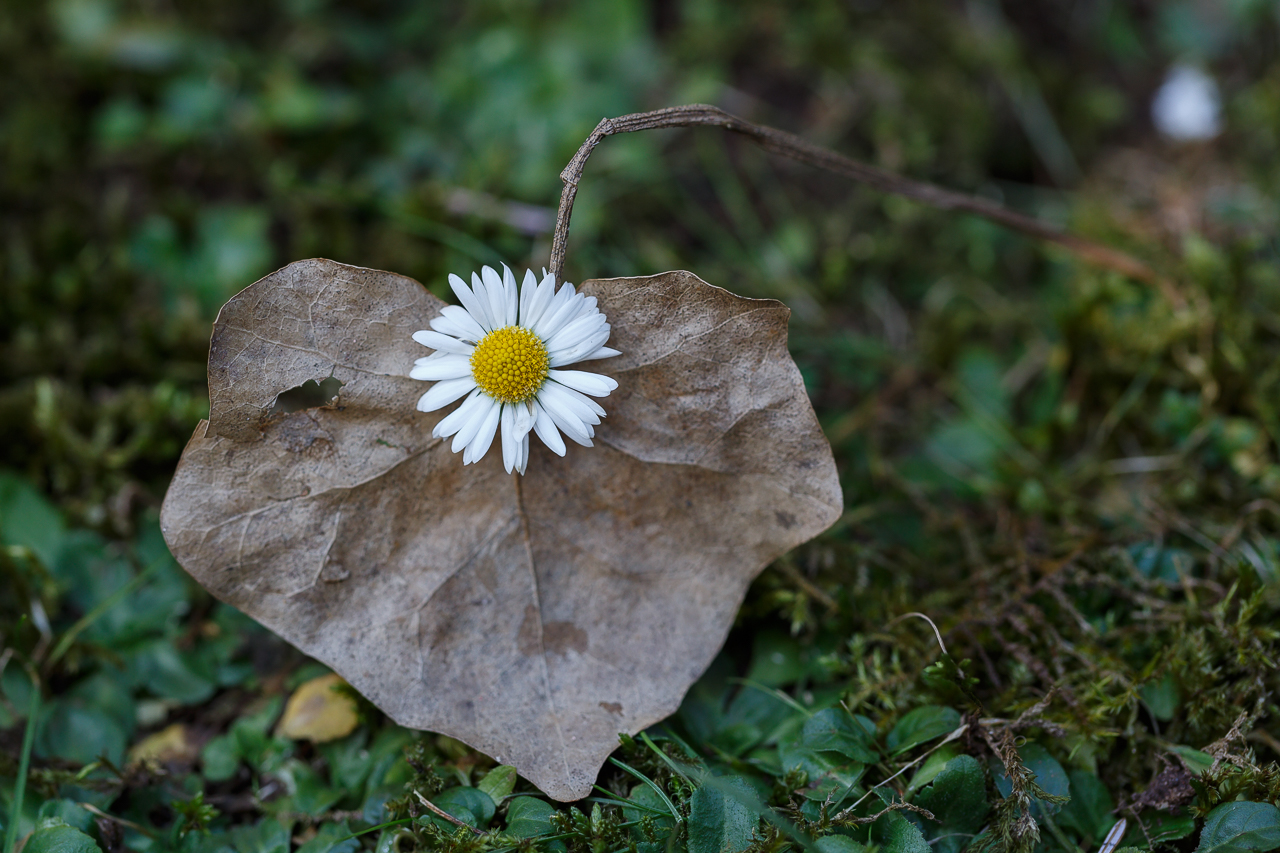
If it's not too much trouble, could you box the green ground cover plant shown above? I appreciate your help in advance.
[3,1,1280,853]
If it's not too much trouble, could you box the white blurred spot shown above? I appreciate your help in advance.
[1152,64,1222,141]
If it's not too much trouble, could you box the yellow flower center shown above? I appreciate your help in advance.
[469,325,550,404]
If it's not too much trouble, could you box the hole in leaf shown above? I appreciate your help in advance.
[269,376,344,415]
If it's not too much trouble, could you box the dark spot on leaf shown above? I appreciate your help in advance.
[544,621,588,655]
[517,604,588,655]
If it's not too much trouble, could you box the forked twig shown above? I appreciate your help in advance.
[550,104,1179,305]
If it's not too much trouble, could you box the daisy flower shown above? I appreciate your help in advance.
[410,265,620,475]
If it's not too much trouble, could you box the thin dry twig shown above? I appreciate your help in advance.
[776,558,840,612]
[832,723,969,822]
[550,104,1179,304]
[75,803,151,837]
[832,799,937,827]
[414,790,484,836]
[888,611,949,656]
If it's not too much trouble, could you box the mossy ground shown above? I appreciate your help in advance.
[3,2,1280,853]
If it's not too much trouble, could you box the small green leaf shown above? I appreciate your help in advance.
[35,801,93,834]
[431,787,496,829]
[129,640,216,705]
[228,818,289,853]
[816,836,868,853]
[1194,802,1280,853]
[505,798,567,853]
[687,776,760,853]
[22,820,103,853]
[801,708,879,763]
[38,699,130,766]
[478,765,518,801]
[871,812,931,853]
[913,755,988,853]
[0,473,66,570]
[1150,814,1197,844]
[1056,771,1115,842]
[782,707,876,800]
[506,797,555,836]
[201,732,239,782]
[295,822,359,853]
[275,758,344,815]
[886,706,961,755]
[1139,676,1180,722]
[1172,745,1216,775]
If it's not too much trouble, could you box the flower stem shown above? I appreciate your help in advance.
[549,104,1180,306]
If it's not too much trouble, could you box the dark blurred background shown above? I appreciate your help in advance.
[2,0,1279,534]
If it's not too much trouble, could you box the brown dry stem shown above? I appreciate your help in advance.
[550,104,1180,306]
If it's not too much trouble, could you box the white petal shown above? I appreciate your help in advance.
[547,313,607,354]
[437,305,487,342]
[464,399,502,464]
[518,269,538,325]
[549,327,612,367]
[434,389,486,438]
[501,404,517,473]
[531,283,580,340]
[502,265,519,328]
[410,354,472,381]
[532,401,567,456]
[516,434,530,475]
[579,346,621,361]
[453,395,498,454]
[428,314,472,340]
[450,273,494,332]
[413,330,474,355]
[542,380,605,421]
[481,266,509,328]
[522,272,558,331]
[512,402,536,441]
[547,369,618,398]
[540,393,594,447]
[540,380,600,428]
[416,377,476,412]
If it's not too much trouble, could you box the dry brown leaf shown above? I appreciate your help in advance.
[127,723,198,767]
[161,259,842,800]
[276,673,360,743]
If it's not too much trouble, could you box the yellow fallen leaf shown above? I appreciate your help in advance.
[128,723,197,766]
[276,673,359,743]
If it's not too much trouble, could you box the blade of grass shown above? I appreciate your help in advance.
[645,725,702,761]
[333,818,414,844]
[4,670,40,853]
[587,791,671,816]
[45,554,168,671]
[638,732,695,785]
[729,677,814,717]
[608,758,681,824]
